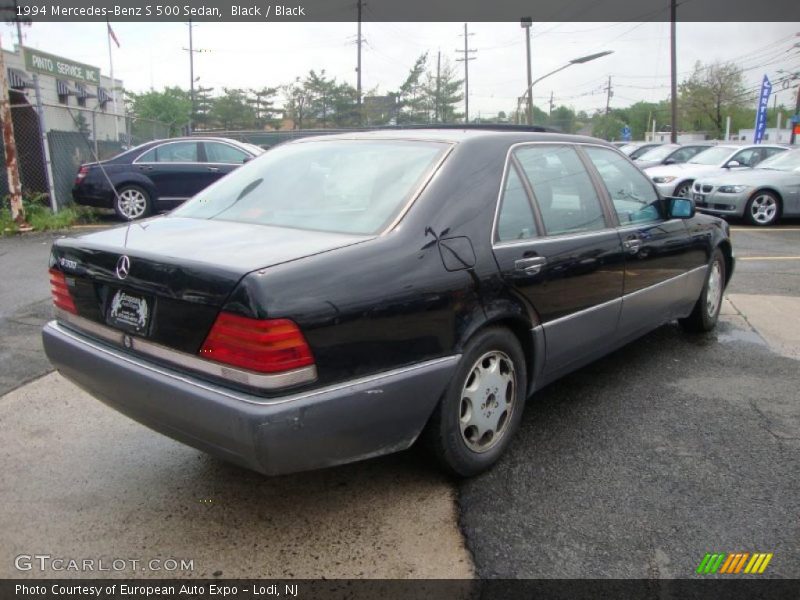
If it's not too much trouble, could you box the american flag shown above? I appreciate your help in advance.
[107,22,120,48]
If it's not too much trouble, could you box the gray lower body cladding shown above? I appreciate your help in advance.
[42,320,459,475]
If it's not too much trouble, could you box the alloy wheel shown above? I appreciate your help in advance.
[459,350,516,453]
[749,194,777,225]
[706,260,723,319]
[117,189,147,220]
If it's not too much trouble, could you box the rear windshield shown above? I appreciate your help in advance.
[171,139,449,235]
[636,144,678,161]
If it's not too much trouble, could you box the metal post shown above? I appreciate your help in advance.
[0,33,27,228]
[92,108,98,157]
[670,0,678,143]
[523,22,533,126]
[188,20,194,135]
[33,74,57,213]
[356,0,362,117]
[791,85,800,146]
[724,115,731,142]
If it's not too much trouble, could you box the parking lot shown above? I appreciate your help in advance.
[1,221,799,579]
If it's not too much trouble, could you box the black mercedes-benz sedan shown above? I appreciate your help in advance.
[43,129,734,477]
[72,137,263,221]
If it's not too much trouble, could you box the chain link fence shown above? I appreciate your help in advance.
[0,90,170,211]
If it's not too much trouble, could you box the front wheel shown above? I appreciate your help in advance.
[679,248,726,333]
[424,327,527,477]
[673,180,692,198]
[113,185,151,221]
[745,191,781,226]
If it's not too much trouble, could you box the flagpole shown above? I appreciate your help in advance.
[107,21,119,141]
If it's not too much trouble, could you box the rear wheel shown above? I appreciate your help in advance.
[745,191,781,226]
[425,327,527,477]
[679,248,726,333]
[114,185,151,221]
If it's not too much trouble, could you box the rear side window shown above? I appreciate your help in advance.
[515,145,606,236]
[583,146,661,224]
[138,142,199,163]
[497,167,537,242]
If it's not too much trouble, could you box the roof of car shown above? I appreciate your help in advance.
[289,127,614,147]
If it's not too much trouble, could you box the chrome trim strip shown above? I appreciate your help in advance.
[540,265,708,328]
[54,309,317,390]
[47,319,460,407]
[543,297,622,329]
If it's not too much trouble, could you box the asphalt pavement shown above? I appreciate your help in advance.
[1,219,798,580]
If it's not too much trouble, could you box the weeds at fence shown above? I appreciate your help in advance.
[0,193,97,235]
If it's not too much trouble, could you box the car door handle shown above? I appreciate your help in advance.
[623,239,642,254]
[514,256,547,274]
[138,165,153,171]
[207,166,220,172]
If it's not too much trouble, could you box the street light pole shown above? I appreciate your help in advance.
[521,18,533,125]
[518,51,614,124]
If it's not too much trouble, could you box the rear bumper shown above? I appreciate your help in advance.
[42,320,459,475]
[72,187,112,208]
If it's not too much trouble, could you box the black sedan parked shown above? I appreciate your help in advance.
[44,129,733,477]
[72,137,263,221]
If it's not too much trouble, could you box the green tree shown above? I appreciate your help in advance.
[209,88,256,130]
[592,113,627,141]
[679,61,748,138]
[422,57,463,123]
[281,78,309,129]
[395,53,429,124]
[548,105,576,133]
[126,87,191,136]
[247,87,279,130]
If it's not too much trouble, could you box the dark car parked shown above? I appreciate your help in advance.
[72,137,263,221]
[44,129,734,477]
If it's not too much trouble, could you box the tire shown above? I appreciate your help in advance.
[113,185,151,221]
[673,180,692,198]
[424,327,527,477]
[679,248,726,333]
[745,191,781,227]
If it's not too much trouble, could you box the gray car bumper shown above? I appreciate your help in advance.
[42,320,460,475]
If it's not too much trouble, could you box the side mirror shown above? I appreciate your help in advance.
[725,160,742,168]
[243,156,253,163]
[663,158,676,165]
[666,197,695,219]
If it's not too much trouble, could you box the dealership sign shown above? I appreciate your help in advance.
[24,48,100,85]
[752,75,772,144]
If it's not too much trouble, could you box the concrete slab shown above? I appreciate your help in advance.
[727,294,800,360]
[0,373,473,579]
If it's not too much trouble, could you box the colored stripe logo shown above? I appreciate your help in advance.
[696,552,773,574]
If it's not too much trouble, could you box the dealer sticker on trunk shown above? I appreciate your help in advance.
[108,289,150,334]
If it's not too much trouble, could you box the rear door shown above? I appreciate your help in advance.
[491,143,625,376]
[135,141,205,204]
[581,145,702,339]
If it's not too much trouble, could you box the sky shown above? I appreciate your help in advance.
[4,21,799,123]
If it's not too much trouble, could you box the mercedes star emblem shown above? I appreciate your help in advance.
[115,255,131,280]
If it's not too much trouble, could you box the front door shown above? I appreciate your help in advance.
[581,145,700,340]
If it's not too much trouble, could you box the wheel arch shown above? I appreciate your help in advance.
[716,239,734,285]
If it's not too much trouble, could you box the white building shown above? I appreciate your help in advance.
[645,131,709,143]
[734,126,795,144]
[3,44,124,142]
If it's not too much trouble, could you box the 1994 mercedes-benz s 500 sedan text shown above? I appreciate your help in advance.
[43,129,734,477]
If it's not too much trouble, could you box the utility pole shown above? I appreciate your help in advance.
[791,84,800,145]
[435,51,441,123]
[670,0,678,143]
[455,23,476,123]
[605,76,613,115]
[521,18,533,126]
[356,0,363,122]
[549,91,554,116]
[0,33,28,229]
[182,22,209,134]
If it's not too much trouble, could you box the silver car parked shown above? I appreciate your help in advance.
[692,148,800,226]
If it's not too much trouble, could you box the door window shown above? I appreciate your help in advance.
[496,166,537,242]
[583,146,661,224]
[205,142,249,164]
[515,145,606,236]
[729,148,759,167]
[143,142,199,163]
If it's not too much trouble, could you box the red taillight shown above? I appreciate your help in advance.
[75,165,89,184]
[49,268,77,314]
[199,312,314,374]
